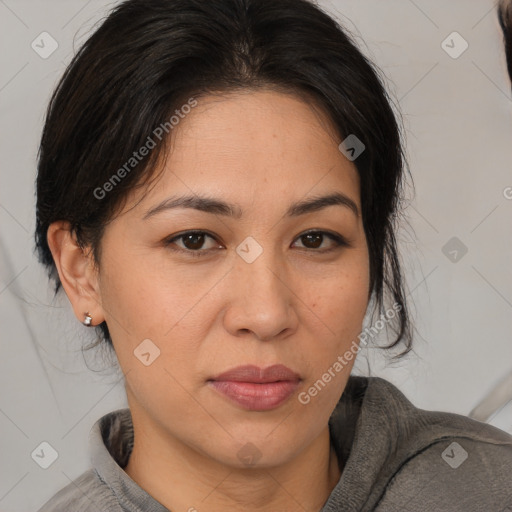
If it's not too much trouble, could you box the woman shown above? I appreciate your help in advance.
[35,0,512,510]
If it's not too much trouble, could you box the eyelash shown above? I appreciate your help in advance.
[163,229,350,258]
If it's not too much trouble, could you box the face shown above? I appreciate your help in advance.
[85,89,370,468]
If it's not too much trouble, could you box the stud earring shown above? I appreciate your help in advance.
[83,312,93,326]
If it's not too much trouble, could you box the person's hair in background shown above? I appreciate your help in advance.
[34,0,416,363]
[498,0,512,82]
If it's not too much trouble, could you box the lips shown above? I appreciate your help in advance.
[211,364,300,383]
[208,364,301,411]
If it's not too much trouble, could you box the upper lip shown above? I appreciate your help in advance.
[210,364,301,383]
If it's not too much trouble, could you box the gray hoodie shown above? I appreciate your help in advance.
[36,375,512,511]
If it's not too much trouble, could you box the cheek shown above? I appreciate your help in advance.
[312,258,369,338]
[97,248,216,380]
[98,246,201,339]
[301,254,369,382]
[328,279,368,337]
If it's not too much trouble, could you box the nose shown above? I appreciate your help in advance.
[222,243,299,342]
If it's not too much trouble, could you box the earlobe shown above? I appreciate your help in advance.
[46,221,105,326]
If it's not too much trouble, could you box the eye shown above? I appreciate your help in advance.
[292,230,349,253]
[163,230,222,258]
[163,229,350,258]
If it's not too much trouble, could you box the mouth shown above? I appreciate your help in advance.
[207,364,301,411]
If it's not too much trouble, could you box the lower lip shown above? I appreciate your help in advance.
[208,380,300,411]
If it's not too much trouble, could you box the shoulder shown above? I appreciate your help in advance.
[366,377,512,511]
[377,430,512,511]
[36,469,123,512]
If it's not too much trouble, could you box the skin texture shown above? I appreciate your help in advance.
[47,89,370,512]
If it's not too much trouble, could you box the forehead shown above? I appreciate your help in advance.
[125,89,361,216]
[172,88,342,160]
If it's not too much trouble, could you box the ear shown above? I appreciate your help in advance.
[46,221,105,327]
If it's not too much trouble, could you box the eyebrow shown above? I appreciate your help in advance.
[142,191,360,220]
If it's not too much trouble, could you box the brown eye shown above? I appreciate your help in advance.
[301,232,323,249]
[293,231,348,252]
[164,230,221,258]
[180,232,208,250]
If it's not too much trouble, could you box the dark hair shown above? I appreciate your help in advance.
[35,0,416,358]
[498,0,512,82]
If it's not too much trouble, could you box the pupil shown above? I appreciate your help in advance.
[185,233,204,250]
[304,233,321,248]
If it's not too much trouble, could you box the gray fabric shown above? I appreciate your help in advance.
[36,376,512,511]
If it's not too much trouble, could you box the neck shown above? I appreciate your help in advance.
[124,411,342,512]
